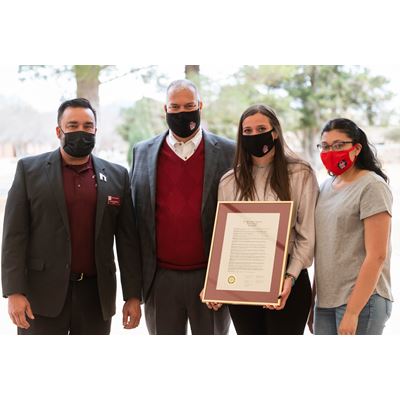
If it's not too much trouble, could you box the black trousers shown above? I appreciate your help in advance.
[145,268,231,335]
[18,277,111,335]
[229,269,312,335]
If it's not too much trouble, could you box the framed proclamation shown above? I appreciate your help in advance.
[202,201,294,306]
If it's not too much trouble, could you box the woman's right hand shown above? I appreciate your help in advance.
[199,289,223,311]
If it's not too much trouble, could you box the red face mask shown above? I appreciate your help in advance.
[320,145,357,176]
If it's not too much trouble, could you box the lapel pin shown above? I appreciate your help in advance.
[99,173,107,182]
[108,196,121,206]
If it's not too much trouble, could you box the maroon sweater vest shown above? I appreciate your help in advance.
[156,138,207,270]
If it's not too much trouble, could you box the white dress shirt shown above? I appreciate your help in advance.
[166,128,203,161]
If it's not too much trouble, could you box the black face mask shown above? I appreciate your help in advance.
[242,129,275,158]
[60,129,96,158]
[166,109,201,139]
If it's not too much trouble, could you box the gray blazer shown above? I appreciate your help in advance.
[130,130,236,301]
[1,149,142,320]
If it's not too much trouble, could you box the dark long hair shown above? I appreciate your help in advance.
[321,118,388,183]
[231,104,311,201]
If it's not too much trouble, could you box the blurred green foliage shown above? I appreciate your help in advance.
[118,65,394,163]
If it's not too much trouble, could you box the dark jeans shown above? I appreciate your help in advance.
[18,277,111,335]
[229,269,312,335]
[145,268,231,335]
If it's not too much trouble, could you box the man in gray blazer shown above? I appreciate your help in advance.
[1,98,142,334]
[130,79,235,334]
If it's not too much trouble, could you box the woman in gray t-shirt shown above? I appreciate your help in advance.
[314,118,393,335]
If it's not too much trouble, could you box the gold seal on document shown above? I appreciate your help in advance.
[228,276,236,285]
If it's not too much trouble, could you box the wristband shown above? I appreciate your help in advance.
[285,272,296,288]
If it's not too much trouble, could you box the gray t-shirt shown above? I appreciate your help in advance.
[315,171,393,308]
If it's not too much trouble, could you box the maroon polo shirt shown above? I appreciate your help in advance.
[61,153,97,276]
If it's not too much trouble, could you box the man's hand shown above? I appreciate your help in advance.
[122,298,141,329]
[8,294,34,329]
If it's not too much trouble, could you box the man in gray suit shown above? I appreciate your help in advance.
[1,98,142,334]
[130,79,235,334]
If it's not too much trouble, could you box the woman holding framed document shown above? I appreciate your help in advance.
[313,118,393,335]
[205,104,319,334]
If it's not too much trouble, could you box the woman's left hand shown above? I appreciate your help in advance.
[338,311,359,335]
[263,277,292,311]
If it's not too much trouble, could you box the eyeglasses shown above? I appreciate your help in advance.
[316,141,354,152]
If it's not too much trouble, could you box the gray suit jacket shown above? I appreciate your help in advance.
[130,130,235,301]
[1,149,142,320]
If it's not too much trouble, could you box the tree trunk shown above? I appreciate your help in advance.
[307,66,319,165]
[303,128,318,166]
[185,65,200,79]
[73,65,101,110]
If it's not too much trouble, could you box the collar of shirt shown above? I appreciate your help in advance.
[166,127,203,161]
[61,153,94,174]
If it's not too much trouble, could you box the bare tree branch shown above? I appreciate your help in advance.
[100,65,156,84]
